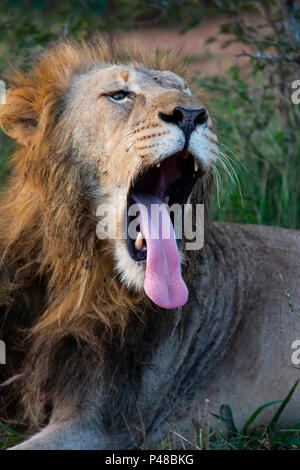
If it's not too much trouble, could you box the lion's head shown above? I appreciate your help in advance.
[0,34,217,334]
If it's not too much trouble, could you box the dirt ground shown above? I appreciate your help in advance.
[133,15,253,75]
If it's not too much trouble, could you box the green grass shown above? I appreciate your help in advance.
[0,422,22,449]
[195,69,300,230]
[154,381,300,450]
[0,130,12,190]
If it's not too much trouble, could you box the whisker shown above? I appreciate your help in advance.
[216,154,244,205]
[218,152,243,194]
[130,157,145,189]
[213,165,221,208]
[121,123,162,144]
[218,152,240,182]
[218,142,237,157]
[125,141,137,153]
[218,142,251,174]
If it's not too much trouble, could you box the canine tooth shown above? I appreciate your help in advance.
[135,232,143,251]
[194,158,199,172]
[156,162,160,168]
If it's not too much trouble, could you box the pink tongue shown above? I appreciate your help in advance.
[131,193,188,309]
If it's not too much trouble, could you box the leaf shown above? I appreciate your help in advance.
[210,412,232,427]
[268,380,300,433]
[240,400,282,435]
[227,98,233,119]
[211,404,238,435]
[205,37,217,45]
[219,404,238,434]
[0,422,20,436]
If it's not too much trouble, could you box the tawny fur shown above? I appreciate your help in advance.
[0,35,212,430]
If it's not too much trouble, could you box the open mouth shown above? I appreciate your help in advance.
[127,150,201,261]
[126,150,202,310]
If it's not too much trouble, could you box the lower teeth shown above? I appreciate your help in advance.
[135,231,144,251]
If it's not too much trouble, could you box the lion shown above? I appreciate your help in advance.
[0,34,299,450]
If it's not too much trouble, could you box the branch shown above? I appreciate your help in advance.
[277,0,300,45]
[59,17,70,39]
[198,81,264,92]
[235,50,300,63]
[198,79,288,93]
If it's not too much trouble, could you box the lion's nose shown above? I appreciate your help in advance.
[159,106,208,145]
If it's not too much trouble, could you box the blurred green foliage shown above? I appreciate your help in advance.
[200,0,300,228]
[205,70,300,228]
[0,0,299,228]
[0,0,208,75]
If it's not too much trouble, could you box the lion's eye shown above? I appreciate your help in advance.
[109,91,130,101]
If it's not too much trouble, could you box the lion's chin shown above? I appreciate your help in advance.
[119,150,203,309]
[114,239,146,293]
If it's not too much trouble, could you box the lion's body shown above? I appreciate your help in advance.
[0,36,299,449]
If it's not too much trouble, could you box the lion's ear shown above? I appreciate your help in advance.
[0,86,38,147]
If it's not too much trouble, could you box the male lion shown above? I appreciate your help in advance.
[0,35,299,450]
